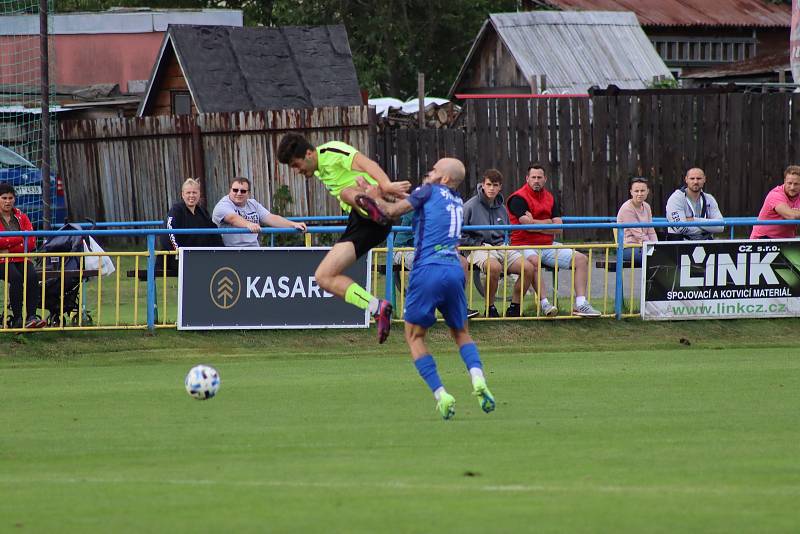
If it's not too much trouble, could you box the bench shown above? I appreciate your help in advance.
[594,258,641,272]
[126,269,179,281]
[38,269,100,279]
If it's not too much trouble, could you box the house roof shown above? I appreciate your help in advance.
[529,0,790,28]
[450,11,672,97]
[137,24,362,116]
[0,8,242,36]
[681,50,790,79]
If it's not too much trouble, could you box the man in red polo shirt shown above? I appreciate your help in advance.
[507,164,601,317]
[750,165,800,239]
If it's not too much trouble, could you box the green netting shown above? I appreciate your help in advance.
[0,0,58,228]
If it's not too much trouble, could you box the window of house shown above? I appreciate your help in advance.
[172,91,192,115]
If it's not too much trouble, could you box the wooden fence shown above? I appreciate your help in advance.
[374,127,467,191]
[460,93,800,223]
[58,106,374,222]
[58,93,800,236]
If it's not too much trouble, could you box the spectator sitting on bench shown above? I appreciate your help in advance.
[750,165,800,239]
[616,176,658,265]
[212,177,306,247]
[0,182,45,328]
[507,164,600,317]
[462,169,553,318]
[665,167,724,241]
[161,178,224,269]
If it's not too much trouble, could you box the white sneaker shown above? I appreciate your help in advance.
[541,301,558,317]
[573,302,601,317]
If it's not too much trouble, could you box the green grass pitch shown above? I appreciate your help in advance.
[1,320,799,533]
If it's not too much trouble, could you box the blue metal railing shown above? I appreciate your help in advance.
[3,217,796,330]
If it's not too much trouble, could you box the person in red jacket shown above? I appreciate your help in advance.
[507,165,601,317]
[0,182,45,328]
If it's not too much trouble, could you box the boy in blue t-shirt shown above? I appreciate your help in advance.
[356,158,496,420]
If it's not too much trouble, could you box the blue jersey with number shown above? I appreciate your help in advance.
[406,183,463,269]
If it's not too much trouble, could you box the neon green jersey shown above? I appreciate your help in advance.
[315,141,378,213]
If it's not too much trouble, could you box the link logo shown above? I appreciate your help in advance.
[209,267,241,309]
[679,246,779,287]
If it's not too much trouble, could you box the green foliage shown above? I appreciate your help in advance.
[648,77,680,89]
[270,183,303,246]
[271,183,293,217]
[270,0,519,98]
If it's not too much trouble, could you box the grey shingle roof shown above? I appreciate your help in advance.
[141,24,362,115]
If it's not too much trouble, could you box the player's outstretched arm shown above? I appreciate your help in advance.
[352,153,411,198]
[376,198,413,219]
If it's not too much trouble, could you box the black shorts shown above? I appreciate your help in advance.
[338,209,392,258]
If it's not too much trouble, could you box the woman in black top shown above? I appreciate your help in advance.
[161,178,224,269]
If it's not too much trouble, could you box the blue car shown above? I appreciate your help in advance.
[0,145,68,229]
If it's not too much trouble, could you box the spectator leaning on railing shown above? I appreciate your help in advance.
[750,165,800,240]
[0,182,45,328]
[616,176,658,265]
[161,178,224,269]
[665,167,724,241]
[461,168,548,318]
[506,164,600,317]
[212,177,306,248]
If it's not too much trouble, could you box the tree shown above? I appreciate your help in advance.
[270,0,518,97]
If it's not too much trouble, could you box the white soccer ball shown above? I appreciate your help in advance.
[185,365,221,400]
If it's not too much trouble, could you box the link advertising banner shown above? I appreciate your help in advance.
[642,239,800,320]
[177,248,371,329]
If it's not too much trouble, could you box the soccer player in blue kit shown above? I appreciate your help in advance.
[356,157,495,420]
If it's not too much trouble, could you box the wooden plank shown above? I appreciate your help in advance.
[774,93,790,189]
[615,95,631,216]
[515,98,530,185]
[578,98,594,217]
[750,94,764,208]
[548,98,558,174]
[555,99,570,213]
[791,94,800,163]
[507,99,519,186]
[661,95,678,201]
[649,95,664,217]
[726,94,744,217]
[591,96,609,216]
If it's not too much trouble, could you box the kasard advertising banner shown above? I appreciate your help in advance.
[177,247,371,329]
[642,239,800,320]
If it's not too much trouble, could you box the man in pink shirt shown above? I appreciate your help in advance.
[751,165,800,239]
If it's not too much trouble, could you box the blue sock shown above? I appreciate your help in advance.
[459,343,482,372]
[414,355,443,393]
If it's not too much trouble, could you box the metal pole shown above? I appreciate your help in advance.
[385,231,395,305]
[39,0,51,230]
[614,226,625,320]
[146,234,156,332]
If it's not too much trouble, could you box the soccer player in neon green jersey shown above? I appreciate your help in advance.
[277,132,411,343]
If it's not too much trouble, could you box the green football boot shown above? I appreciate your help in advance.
[436,392,456,420]
[472,377,496,413]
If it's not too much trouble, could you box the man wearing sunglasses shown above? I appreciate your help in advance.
[212,177,306,247]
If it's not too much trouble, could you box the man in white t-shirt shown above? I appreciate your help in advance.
[211,177,306,247]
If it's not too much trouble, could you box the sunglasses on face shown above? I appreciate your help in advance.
[231,188,249,194]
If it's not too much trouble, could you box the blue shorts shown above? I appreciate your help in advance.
[403,263,467,330]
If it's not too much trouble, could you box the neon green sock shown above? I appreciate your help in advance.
[345,283,376,311]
